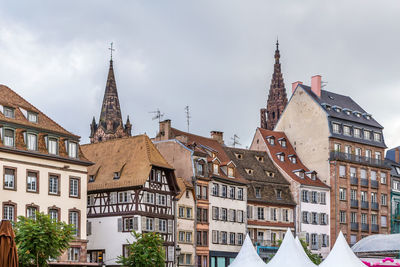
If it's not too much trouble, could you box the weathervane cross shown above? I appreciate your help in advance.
[109,42,115,60]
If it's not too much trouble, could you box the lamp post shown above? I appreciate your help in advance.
[176,245,181,267]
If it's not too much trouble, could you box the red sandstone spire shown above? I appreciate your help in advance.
[260,40,288,130]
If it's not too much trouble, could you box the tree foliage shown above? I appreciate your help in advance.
[14,212,74,267]
[117,231,165,267]
[298,238,323,265]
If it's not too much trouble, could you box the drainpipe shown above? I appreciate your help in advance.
[174,196,178,267]
[331,161,338,243]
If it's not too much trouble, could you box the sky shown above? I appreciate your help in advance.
[0,0,399,149]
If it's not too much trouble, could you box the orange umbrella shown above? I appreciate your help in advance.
[0,220,18,267]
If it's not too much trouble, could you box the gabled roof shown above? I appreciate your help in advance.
[0,84,79,138]
[258,128,329,188]
[82,135,175,192]
[176,177,194,200]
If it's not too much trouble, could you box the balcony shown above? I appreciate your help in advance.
[351,222,359,231]
[311,244,319,251]
[253,239,279,247]
[371,180,379,189]
[361,178,369,187]
[350,176,358,185]
[350,200,359,208]
[330,151,391,169]
[361,201,369,209]
[371,224,379,233]
[371,202,379,210]
[361,223,369,232]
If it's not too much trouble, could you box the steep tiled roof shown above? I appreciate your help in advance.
[224,147,295,206]
[0,84,79,138]
[258,128,329,188]
[176,177,194,200]
[82,135,175,191]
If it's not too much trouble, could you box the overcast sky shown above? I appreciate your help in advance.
[1,1,399,149]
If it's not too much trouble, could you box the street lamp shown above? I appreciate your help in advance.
[176,245,181,267]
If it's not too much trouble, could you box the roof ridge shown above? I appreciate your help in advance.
[81,134,146,146]
[172,127,216,142]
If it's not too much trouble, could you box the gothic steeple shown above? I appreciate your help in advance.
[260,40,288,130]
[90,57,132,143]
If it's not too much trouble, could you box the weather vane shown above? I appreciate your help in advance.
[109,42,115,60]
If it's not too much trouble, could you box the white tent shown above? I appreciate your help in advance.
[228,234,267,267]
[266,229,313,267]
[295,236,317,267]
[319,232,365,267]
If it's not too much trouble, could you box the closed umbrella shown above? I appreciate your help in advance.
[0,220,19,267]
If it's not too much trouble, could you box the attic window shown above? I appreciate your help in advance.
[353,111,361,117]
[28,112,38,123]
[235,153,243,159]
[3,107,14,118]
[245,169,254,175]
[113,172,120,180]
[89,175,95,183]
[276,153,285,162]
[293,170,305,179]
[228,167,234,178]
[265,171,275,177]
[365,115,371,120]
[288,155,297,164]
[343,109,351,115]
[276,189,282,200]
[307,172,317,180]
[266,136,275,145]
[255,156,264,162]
[213,164,219,175]
[333,106,341,113]
[278,138,287,148]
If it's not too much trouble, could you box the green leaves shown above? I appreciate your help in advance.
[117,231,166,267]
[14,212,75,267]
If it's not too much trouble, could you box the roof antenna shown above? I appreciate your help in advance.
[231,134,241,148]
[149,108,164,123]
[185,105,191,133]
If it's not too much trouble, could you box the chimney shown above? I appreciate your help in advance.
[159,119,172,141]
[396,147,400,163]
[311,75,322,98]
[210,131,224,144]
[292,81,303,93]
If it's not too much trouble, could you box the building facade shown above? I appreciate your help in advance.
[250,129,330,257]
[260,40,288,130]
[82,135,180,266]
[386,147,400,233]
[0,84,92,265]
[275,76,391,246]
[223,147,296,262]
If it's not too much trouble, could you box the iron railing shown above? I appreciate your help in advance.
[371,202,379,210]
[361,223,369,232]
[361,178,369,187]
[371,224,379,232]
[330,151,391,169]
[361,201,369,209]
[350,177,359,185]
[350,200,359,208]
[371,180,379,189]
[351,222,359,231]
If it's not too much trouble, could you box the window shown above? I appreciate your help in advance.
[229,187,235,199]
[302,211,309,223]
[213,164,219,174]
[69,178,79,198]
[371,192,377,203]
[351,212,357,223]
[332,123,340,133]
[159,219,167,232]
[350,167,356,178]
[277,189,282,200]
[320,213,328,225]
[290,156,297,164]
[27,206,38,219]
[3,107,14,118]
[118,191,130,203]
[374,133,381,142]
[282,209,289,222]
[257,207,264,220]
[311,191,318,203]
[144,192,154,204]
[4,129,14,147]
[355,147,361,156]
[380,173,387,184]
[202,186,208,200]
[381,194,387,206]
[3,204,15,221]
[255,187,261,198]
[221,232,227,244]
[212,230,219,244]
[49,209,59,222]
[371,171,377,181]
[157,194,166,206]
[68,247,80,262]
[238,233,243,245]
[311,233,317,247]
[302,190,309,202]
[197,162,204,176]
[229,232,236,245]
[375,152,382,160]
[277,153,285,162]
[361,191,367,202]
[364,130,371,140]
[28,112,38,123]
[68,142,78,158]
[350,235,357,245]
[279,139,287,148]
[179,207,184,218]
[339,165,346,177]
[381,216,387,227]
[320,192,326,204]
[268,137,275,145]
[322,234,329,247]
[186,207,192,219]
[221,208,227,221]
[350,189,357,200]
[27,133,37,150]
[360,169,367,179]
[145,218,154,231]
[69,210,79,236]
[186,232,192,243]
[345,145,351,154]
[354,128,361,138]
[221,185,227,198]
[238,210,244,223]
[366,149,372,158]
[312,212,318,224]
[212,183,219,196]
[339,188,347,201]
[27,171,38,192]
[237,188,243,200]
[4,168,16,190]
[271,208,277,221]
[228,167,234,177]
[48,138,58,155]
[371,214,377,225]
[334,143,341,152]
[361,213,367,224]
[340,211,346,223]
[343,126,351,136]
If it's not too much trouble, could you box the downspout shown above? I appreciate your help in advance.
[190,151,197,267]
[332,161,338,242]
[174,195,178,267]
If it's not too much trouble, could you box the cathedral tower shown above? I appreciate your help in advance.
[260,40,288,130]
[90,59,132,143]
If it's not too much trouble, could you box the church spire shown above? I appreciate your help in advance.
[260,40,288,130]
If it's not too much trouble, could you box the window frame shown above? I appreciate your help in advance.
[2,201,17,222]
[48,173,61,196]
[26,132,38,151]
[3,128,15,147]
[68,208,81,238]
[69,176,81,198]
[26,170,39,193]
[3,166,17,191]
[48,206,61,222]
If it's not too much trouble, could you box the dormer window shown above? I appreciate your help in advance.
[213,164,219,175]
[353,111,361,118]
[68,142,78,158]
[265,171,275,177]
[293,169,305,179]
[228,167,234,177]
[306,171,317,180]
[343,109,352,115]
[245,169,254,175]
[4,129,15,147]
[343,125,351,136]
[364,114,371,120]
[332,123,340,134]
[288,155,297,164]
[3,107,14,118]
[266,136,275,145]
[364,130,371,140]
[373,132,381,142]
[321,103,331,111]
[235,153,243,159]
[255,187,261,198]
[48,138,58,155]
[27,133,38,151]
[255,156,264,162]
[278,138,287,148]
[197,162,205,176]
[333,106,342,113]
[28,112,38,123]
[113,172,120,180]
[276,152,285,162]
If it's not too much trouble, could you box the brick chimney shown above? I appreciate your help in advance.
[311,75,322,98]
[158,119,172,141]
[292,81,303,93]
[210,131,224,144]
[396,147,400,163]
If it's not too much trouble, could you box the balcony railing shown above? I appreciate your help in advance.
[330,151,391,169]
[351,222,359,231]
[350,177,358,185]
[252,239,279,247]
[371,180,379,189]
[361,201,369,209]
[311,244,319,250]
[371,224,379,232]
[371,202,379,210]
[361,178,369,187]
[350,200,359,208]
[361,223,369,232]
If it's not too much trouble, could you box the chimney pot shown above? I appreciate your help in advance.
[292,81,303,93]
[311,75,322,98]
[210,131,224,144]
[159,119,172,140]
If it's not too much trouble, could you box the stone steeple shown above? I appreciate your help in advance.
[90,59,132,143]
[260,40,288,130]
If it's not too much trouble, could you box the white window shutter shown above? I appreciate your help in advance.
[318,234,323,249]
[265,207,270,221]
[317,192,321,203]
[278,208,282,221]
[307,191,311,202]
[168,219,173,233]
[307,212,311,223]
[134,217,139,230]
[155,218,159,232]
[141,216,146,231]
[266,230,271,240]
[87,221,92,235]
[289,209,293,222]
[167,195,171,207]
[117,218,122,232]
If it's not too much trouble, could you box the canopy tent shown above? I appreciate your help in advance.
[319,232,365,267]
[295,236,317,267]
[266,229,314,267]
[228,234,267,267]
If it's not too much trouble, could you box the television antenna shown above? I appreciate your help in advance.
[185,106,191,133]
[149,109,164,123]
[231,134,241,148]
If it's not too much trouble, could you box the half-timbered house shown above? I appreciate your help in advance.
[81,135,180,266]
